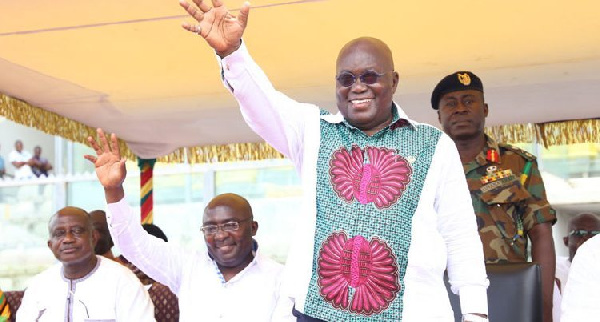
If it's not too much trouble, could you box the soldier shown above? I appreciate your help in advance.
[433,71,557,322]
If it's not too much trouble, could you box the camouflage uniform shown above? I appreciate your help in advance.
[465,135,556,263]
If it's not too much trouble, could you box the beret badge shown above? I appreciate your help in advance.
[431,71,483,109]
[458,73,471,86]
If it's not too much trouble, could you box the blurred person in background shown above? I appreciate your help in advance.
[0,144,6,179]
[560,233,600,321]
[31,146,53,178]
[553,213,600,321]
[90,209,122,262]
[9,140,33,179]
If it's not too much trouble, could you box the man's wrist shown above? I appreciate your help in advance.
[104,186,125,203]
[216,39,242,58]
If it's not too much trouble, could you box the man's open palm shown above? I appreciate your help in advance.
[179,0,249,56]
[84,128,127,189]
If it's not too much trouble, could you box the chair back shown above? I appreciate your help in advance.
[445,262,542,322]
[148,283,180,322]
[4,290,24,322]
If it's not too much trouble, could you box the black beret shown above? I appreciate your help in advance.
[431,71,484,109]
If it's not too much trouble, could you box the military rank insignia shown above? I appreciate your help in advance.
[481,166,513,184]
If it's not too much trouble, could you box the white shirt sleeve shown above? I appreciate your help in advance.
[106,197,187,294]
[16,280,43,321]
[560,235,600,321]
[219,42,320,168]
[434,134,489,315]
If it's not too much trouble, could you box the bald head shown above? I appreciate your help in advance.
[568,213,600,231]
[89,210,108,226]
[49,206,92,233]
[204,193,253,220]
[336,37,395,73]
[564,213,600,261]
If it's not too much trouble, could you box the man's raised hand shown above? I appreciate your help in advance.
[179,0,250,57]
[84,128,127,190]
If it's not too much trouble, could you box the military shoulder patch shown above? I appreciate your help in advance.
[498,143,536,161]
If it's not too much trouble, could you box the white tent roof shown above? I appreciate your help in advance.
[1,0,599,158]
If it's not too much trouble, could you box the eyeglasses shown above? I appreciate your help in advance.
[336,70,388,87]
[200,219,250,236]
[569,229,600,238]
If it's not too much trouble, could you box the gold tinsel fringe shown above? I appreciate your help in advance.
[0,93,284,163]
[486,119,600,148]
[2,93,597,162]
[0,93,137,161]
[187,143,284,163]
[537,119,600,148]
[485,123,536,145]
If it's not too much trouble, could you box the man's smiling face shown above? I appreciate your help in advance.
[202,200,257,270]
[335,38,399,136]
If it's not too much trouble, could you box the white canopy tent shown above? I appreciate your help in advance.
[1,0,598,161]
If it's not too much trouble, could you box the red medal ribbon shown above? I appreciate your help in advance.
[487,149,498,163]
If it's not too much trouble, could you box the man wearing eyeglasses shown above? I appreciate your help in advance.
[177,1,489,321]
[433,71,557,321]
[17,207,155,321]
[85,130,291,321]
[553,213,600,321]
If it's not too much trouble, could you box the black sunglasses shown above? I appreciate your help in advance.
[336,71,389,87]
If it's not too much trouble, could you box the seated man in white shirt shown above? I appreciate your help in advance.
[84,129,292,322]
[560,233,600,321]
[17,206,155,321]
[553,213,600,321]
[9,140,34,179]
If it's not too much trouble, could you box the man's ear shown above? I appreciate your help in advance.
[391,71,400,93]
[563,236,568,247]
[251,221,258,237]
[483,103,489,117]
[47,239,52,250]
[437,110,441,123]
